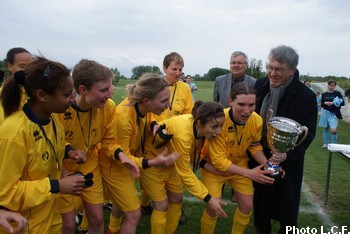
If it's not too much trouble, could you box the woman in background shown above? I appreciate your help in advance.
[0,47,34,123]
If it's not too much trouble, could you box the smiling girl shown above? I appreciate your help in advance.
[200,83,274,234]
[141,100,228,234]
[58,59,138,234]
[0,57,86,233]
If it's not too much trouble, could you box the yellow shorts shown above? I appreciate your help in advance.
[139,166,183,202]
[57,165,104,213]
[101,161,140,212]
[201,169,253,197]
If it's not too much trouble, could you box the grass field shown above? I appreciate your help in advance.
[102,79,350,233]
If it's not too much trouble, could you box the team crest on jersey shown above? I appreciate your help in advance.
[91,128,98,137]
[64,111,73,120]
[42,151,49,161]
[228,126,234,132]
[33,130,43,142]
[246,137,251,145]
[65,130,73,138]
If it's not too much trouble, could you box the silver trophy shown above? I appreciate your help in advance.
[265,109,309,177]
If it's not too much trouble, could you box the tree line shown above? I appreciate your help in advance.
[1,58,349,90]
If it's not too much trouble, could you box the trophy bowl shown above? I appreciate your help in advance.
[267,116,308,153]
[265,116,308,180]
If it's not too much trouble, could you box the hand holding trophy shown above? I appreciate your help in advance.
[265,109,308,182]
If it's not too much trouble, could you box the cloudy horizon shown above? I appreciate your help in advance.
[1,0,349,78]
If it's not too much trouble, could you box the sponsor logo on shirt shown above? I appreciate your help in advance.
[64,111,73,120]
[33,130,43,142]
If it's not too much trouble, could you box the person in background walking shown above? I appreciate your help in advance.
[186,75,198,101]
[318,80,344,148]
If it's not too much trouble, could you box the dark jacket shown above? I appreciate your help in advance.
[253,70,318,223]
[320,90,344,119]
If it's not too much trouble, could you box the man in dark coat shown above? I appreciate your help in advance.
[252,45,318,234]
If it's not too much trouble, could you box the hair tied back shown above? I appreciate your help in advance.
[14,70,25,85]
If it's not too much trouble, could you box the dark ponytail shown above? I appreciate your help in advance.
[1,71,25,117]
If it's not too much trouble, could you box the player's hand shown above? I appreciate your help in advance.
[118,152,140,178]
[0,209,27,234]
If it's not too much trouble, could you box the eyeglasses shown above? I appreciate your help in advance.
[230,61,247,66]
[266,64,289,74]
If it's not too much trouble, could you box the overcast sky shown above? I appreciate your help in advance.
[1,0,349,78]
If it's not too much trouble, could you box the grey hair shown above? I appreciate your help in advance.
[230,51,248,63]
[268,45,299,68]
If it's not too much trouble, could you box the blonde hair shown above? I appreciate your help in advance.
[126,73,168,105]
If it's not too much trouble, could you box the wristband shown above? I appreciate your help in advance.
[142,158,149,169]
[64,145,74,159]
[50,179,60,193]
[114,148,123,160]
[203,194,212,203]
[199,159,207,169]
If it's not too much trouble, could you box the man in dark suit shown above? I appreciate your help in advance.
[213,51,256,108]
[253,45,318,234]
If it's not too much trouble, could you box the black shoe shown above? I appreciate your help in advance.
[178,209,187,225]
[77,225,88,234]
[141,204,153,215]
[75,212,83,225]
[103,202,112,210]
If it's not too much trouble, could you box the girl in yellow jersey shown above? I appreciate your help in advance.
[100,73,179,234]
[0,57,87,233]
[139,52,194,223]
[153,52,193,122]
[59,59,139,234]
[0,47,34,123]
[141,101,228,234]
[200,83,276,234]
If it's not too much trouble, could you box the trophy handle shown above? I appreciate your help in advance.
[294,126,309,148]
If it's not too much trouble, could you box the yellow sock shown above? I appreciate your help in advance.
[200,208,218,234]
[232,208,252,234]
[80,210,88,230]
[108,213,122,233]
[151,209,167,234]
[165,203,181,234]
[140,189,150,207]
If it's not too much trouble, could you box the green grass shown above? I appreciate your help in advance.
[101,79,350,233]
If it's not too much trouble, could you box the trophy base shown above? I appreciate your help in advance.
[264,162,283,184]
[266,171,283,184]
